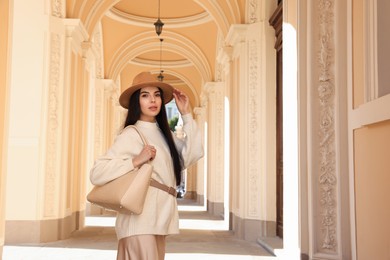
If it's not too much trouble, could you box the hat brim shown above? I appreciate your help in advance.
[119,81,174,109]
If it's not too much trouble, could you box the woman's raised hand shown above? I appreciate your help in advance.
[173,88,190,115]
[132,145,156,168]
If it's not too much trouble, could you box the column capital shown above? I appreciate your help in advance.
[216,46,233,64]
[199,92,208,107]
[49,18,88,47]
[204,81,224,94]
[193,106,206,117]
[63,18,88,46]
[226,24,249,46]
[103,79,120,104]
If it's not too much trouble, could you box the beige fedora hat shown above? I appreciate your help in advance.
[119,71,174,109]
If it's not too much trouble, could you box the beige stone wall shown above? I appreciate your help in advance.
[350,1,390,259]
[354,121,390,260]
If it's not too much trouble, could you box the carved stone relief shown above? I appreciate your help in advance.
[215,85,224,202]
[317,0,337,252]
[51,0,64,18]
[93,27,104,79]
[248,39,260,217]
[94,83,103,158]
[44,33,61,217]
[248,0,258,24]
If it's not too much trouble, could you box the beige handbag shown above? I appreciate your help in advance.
[87,125,152,215]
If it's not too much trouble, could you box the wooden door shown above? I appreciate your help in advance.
[270,1,283,238]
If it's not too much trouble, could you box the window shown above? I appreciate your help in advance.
[365,0,390,101]
[377,0,390,97]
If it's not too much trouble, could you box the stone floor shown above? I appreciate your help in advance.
[3,199,276,260]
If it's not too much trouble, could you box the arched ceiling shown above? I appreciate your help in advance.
[67,0,245,107]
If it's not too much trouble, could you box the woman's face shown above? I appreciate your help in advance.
[139,86,162,122]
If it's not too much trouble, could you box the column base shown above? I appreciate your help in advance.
[232,213,276,242]
[207,200,224,218]
[5,210,84,244]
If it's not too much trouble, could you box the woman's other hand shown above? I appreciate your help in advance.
[173,88,190,115]
[132,145,156,168]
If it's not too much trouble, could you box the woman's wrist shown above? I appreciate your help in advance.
[132,157,141,168]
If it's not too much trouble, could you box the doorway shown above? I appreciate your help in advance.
[270,1,283,238]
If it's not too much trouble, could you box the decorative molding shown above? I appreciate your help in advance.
[93,28,104,79]
[194,106,206,117]
[106,8,212,28]
[130,58,191,68]
[200,92,208,107]
[226,25,248,49]
[94,82,103,158]
[51,0,64,18]
[248,38,259,217]
[44,33,61,217]
[317,0,337,252]
[63,19,88,55]
[248,0,258,24]
[215,32,225,81]
[204,82,224,204]
[215,86,224,202]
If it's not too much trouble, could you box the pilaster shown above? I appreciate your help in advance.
[225,21,277,241]
[302,0,350,259]
[103,80,121,145]
[191,106,206,204]
[204,82,225,217]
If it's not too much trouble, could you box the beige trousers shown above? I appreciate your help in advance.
[117,235,166,260]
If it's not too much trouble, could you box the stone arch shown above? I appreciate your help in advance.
[68,0,242,42]
[106,31,212,83]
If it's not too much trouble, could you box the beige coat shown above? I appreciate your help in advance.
[90,114,203,239]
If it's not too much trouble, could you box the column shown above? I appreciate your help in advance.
[5,0,89,242]
[187,106,206,203]
[87,79,121,216]
[104,80,122,145]
[0,0,11,255]
[298,0,350,259]
[204,82,225,217]
[225,21,277,241]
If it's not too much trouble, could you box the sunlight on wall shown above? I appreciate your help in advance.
[224,97,230,226]
[203,122,208,205]
[281,19,300,259]
[165,254,275,260]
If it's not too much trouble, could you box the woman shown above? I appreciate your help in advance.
[90,71,204,260]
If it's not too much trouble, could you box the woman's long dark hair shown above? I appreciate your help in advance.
[124,88,183,186]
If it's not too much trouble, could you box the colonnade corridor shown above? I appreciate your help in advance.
[2,199,275,260]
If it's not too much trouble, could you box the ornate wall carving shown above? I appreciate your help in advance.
[93,26,104,79]
[248,38,260,217]
[317,0,337,252]
[215,85,224,202]
[51,0,64,18]
[94,83,103,158]
[248,0,258,23]
[44,33,61,217]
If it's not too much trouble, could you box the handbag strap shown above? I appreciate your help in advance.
[126,125,149,146]
[126,125,177,197]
